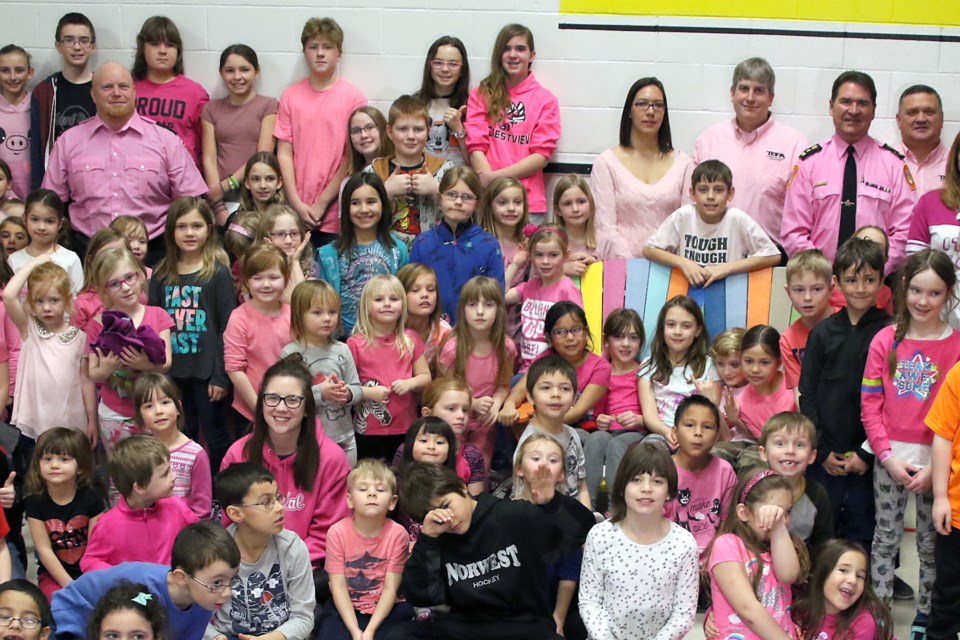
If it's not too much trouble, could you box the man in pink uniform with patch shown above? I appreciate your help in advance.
[897,84,947,199]
[781,70,915,275]
[693,57,806,259]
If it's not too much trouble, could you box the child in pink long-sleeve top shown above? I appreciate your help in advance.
[81,436,197,573]
[465,24,559,219]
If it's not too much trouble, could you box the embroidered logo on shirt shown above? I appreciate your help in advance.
[894,351,939,400]
[766,150,786,160]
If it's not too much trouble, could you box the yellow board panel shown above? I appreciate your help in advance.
[560,0,959,27]
[581,262,605,355]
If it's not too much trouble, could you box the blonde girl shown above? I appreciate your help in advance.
[109,216,149,272]
[3,257,95,444]
[224,244,291,422]
[438,276,516,467]
[238,151,284,215]
[465,23,559,219]
[553,174,615,272]
[86,247,173,452]
[25,428,103,600]
[347,275,431,461]
[512,432,565,501]
[281,280,362,465]
[479,176,529,283]
[148,196,235,471]
[257,203,315,301]
[0,215,28,257]
[398,263,449,367]
[10,189,82,294]
[420,377,486,494]
[505,225,583,370]
[71,229,131,332]
[133,373,212,519]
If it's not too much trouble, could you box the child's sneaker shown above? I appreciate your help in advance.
[910,611,929,640]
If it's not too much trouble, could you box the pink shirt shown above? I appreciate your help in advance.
[438,335,517,401]
[42,112,207,238]
[861,325,960,453]
[573,352,611,409]
[591,148,694,255]
[0,306,19,397]
[223,302,292,420]
[169,439,212,520]
[693,116,807,244]
[738,374,797,439]
[201,94,279,178]
[513,277,583,370]
[906,189,960,264]
[134,75,209,166]
[900,141,948,199]
[594,367,641,430]
[815,609,877,640]
[273,78,366,234]
[465,73,559,212]
[781,134,914,273]
[0,93,31,199]
[325,517,409,615]
[708,533,797,640]
[347,330,426,436]
[664,456,736,558]
[781,320,814,390]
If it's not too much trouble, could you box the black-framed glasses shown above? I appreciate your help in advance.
[188,574,232,594]
[633,100,666,112]
[262,393,304,409]
[551,326,586,339]
[59,36,94,48]
[241,493,284,509]
[0,614,41,629]
[269,230,301,241]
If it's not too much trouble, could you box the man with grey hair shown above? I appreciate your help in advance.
[693,57,807,257]
[897,84,947,197]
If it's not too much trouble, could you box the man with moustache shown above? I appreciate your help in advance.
[897,85,948,198]
[781,70,914,274]
[43,61,206,261]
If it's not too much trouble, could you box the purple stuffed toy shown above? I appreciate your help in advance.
[90,310,166,363]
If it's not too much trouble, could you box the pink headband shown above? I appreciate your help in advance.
[740,469,779,504]
[227,223,254,240]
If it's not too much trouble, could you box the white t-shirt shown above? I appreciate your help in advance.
[645,204,779,266]
[9,245,84,294]
[639,356,718,428]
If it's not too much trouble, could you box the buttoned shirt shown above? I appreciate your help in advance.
[781,133,914,273]
[42,112,207,238]
[693,115,807,245]
[900,141,948,199]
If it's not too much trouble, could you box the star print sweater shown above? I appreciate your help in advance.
[861,325,960,453]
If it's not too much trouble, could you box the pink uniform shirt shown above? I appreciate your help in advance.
[781,133,915,273]
[900,141,948,199]
[693,115,807,244]
[42,112,207,238]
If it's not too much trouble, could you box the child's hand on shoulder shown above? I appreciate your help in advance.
[754,503,787,532]
[421,507,456,537]
[527,462,558,505]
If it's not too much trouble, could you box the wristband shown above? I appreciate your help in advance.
[453,129,466,140]
[877,449,893,465]
[227,176,240,191]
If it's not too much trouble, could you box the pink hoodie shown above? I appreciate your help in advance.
[466,73,560,212]
[221,422,350,566]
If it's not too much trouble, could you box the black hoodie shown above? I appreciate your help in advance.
[402,492,594,632]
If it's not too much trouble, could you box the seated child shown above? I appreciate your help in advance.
[208,463,315,640]
[52,521,241,640]
[388,461,595,640]
[643,159,780,286]
[780,249,834,405]
[321,459,413,639]
[87,581,167,640]
[0,579,51,639]
[81,436,198,572]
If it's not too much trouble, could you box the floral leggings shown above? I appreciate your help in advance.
[871,461,935,612]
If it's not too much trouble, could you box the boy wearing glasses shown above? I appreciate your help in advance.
[52,521,241,640]
[207,463,315,640]
[319,459,412,639]
[366,94,455,247]
[30,13,97,190]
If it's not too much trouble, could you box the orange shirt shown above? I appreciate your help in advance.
[924,360,960,529]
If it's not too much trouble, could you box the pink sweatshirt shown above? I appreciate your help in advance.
[80,495,198,572]
[465,73,559,212]
[221,423,351,566]
[862,325,960,453]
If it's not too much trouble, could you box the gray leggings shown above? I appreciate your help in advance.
[577,429,666,510]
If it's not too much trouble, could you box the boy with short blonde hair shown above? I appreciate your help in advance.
[321,459,412,639]
[780,249,834,397]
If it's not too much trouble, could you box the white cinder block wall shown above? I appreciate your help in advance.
[4,1,959,197]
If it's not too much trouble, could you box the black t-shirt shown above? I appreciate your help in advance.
[25,485,105,578]
[54,73,95,140]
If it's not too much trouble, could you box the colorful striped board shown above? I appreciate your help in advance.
[581,262,604,354]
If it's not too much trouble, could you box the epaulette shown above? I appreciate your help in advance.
[881,143,905,160]
[799,144,822,160]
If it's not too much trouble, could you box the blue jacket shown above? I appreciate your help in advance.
[410,221,504,323]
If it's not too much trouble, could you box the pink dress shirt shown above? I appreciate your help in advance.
[900,141,948,199]
[42,112,207,239]
[693,115,807,244]
[781,134,914,274]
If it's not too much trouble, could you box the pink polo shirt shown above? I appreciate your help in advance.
[693,116,807,245]
[41,112,207,238]
[781,134,914,273]
[900,141,948,199]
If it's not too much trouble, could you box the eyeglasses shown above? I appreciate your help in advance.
[240,493,284,509]
[188,574,232,594]
[262,393,304,409]
[105,271,140,292]
[350,123,378,136]
[269,230,301,241]
[431,59,462,70]
[0,614,41,629]
[551,326,586,339]
[59,36,94,48]
[633,100,666,112]
[442,191,478,203]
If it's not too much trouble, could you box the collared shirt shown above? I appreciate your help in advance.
[900,141,948,199]
[42,111,206,238]
[781,133,914,273]
[693,115,807,244]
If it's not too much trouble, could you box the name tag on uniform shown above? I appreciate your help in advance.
[813,181,828,188]
[860,178,891,193]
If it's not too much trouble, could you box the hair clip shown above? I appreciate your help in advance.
[740,469,779,504]
[227,223,255,240]
[522,224,568,242]
[132,593,153,606]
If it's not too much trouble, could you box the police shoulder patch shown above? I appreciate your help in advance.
[882,143,905,160]
[799,144,822,160]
